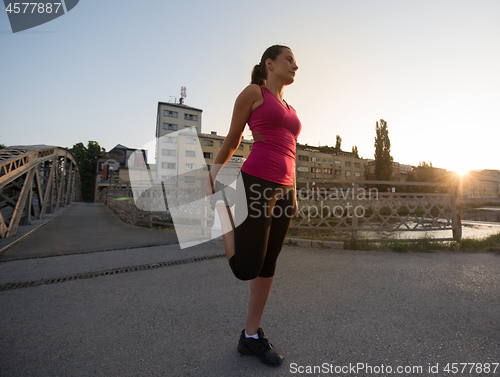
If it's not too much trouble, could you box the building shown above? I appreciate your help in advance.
[365,160,414,182]
[295,144,365,189]
[198,131,253,171]
[155,101,203,183]
[94,144,154,201]
[459,169,500,199]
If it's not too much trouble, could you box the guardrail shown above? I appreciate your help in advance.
[101,179,461,242]
[291,180,461,242]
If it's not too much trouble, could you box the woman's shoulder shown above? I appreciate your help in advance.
[235,84,264,107]
[240,84,263,97]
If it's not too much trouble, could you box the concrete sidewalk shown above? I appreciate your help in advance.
[1,240,499,377]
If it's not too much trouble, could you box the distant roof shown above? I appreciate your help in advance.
[198,132,253,143]
[114,144,129,150]
[7,144,59,150]
[158,101,203,112]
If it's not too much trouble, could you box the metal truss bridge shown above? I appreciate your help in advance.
[0,145,81,238]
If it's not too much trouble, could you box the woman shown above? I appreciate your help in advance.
[205,45,301,367]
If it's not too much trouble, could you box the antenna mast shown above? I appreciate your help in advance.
[179,86,186,105]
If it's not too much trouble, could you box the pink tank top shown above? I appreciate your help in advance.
[241,86,302,185]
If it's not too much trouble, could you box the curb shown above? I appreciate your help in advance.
[285,237,344,250]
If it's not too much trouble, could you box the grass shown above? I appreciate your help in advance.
[344,232,500,253]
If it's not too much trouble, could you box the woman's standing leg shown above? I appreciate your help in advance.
[246,276,274,335]
[245,187,294,334]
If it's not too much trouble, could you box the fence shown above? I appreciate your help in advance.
[291,180,461,242]
[100,179,462,242]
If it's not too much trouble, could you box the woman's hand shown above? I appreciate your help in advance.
[204,174,215,198]
[292,196,298,217]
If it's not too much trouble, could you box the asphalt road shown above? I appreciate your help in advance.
[1,243,499,376]
[0,202,499,376]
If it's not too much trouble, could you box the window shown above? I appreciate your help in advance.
[203,165,212,171]
[185,150,196,157]
[186,137,197,144]
[162,136,177,143]
[335,160,341,166]
[354,162,361,168]
[184,176,195,184]
[354,171,361,177]
[185,163,196,170]
[297,166,309,172]
[249,145,253,151]
[162,149,176,156]
[183,126,196,133]
[163,110,178,118]
[298,155,309,162]
[311,156,321,162]
[163,123,178,131]
[345,161,351,167]
[345,171,352,176]
[203,140,213,146]
[220,141,224,147]
[323,158,333,163]
[238,144,244,150]
[335,170,342,176]
[161,162,177,169]
[310,167,322,173]
[323,168,332,174]
[184,114,198,121]
[203,152,213,159]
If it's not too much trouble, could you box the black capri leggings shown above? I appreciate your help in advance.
[229,170,294,281]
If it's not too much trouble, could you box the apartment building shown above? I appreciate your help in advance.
[459,169,500,199]
[295,144,365,189]
[155,102,203,183]
[198,131,253,170]
[365,160,413,181]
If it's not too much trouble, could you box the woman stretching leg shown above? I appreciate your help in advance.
[205,45,300,367]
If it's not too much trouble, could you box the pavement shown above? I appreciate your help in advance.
[0,203,499,377]
[0,203,179,261]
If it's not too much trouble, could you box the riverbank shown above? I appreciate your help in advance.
[345,232,500,253]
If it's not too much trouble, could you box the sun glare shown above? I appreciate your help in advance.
[455,168,469,177]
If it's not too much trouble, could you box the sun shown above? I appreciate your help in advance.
[454,168,469,177]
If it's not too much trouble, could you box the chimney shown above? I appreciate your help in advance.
[211,131,217,136]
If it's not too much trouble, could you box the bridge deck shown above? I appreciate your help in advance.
[0,202,178,260]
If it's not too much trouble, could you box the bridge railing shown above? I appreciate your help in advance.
[101,179,461,242]
[290,180,461,241]
[0,146,81,238]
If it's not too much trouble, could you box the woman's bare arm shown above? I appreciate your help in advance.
[206,84,262,191]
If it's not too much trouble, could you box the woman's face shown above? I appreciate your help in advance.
[267,48,298,85]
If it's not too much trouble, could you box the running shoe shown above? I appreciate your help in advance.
[237,328,284,367]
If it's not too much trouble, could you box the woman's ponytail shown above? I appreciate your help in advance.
[251,64,266,86]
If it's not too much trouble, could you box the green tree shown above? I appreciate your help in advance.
[405,162,436,193]
[374,119,393,181]
[351,145,359,158]
[70,141,106,202]
[335,135,342,150]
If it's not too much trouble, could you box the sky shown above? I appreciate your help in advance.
[1,0,499,174]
